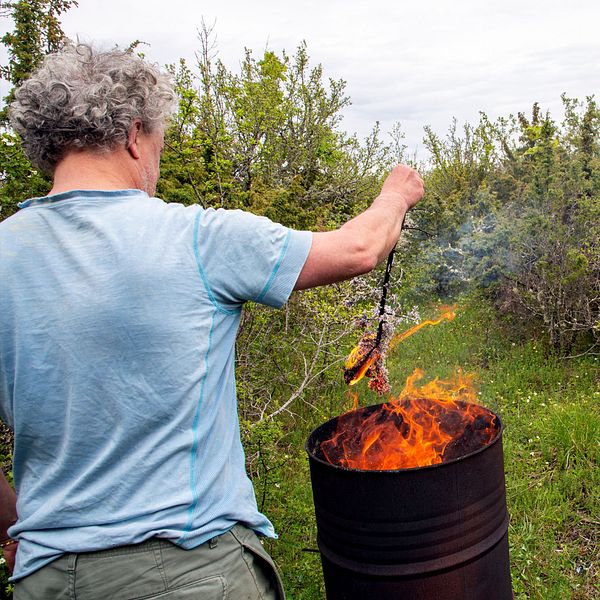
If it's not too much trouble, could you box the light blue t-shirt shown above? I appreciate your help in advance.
[0,189,312,580]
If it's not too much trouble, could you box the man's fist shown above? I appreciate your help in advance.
[379,164,424,210]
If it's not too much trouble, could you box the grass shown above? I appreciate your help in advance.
[258,298,599,599]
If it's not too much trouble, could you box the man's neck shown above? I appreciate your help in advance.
[49,148,145,196]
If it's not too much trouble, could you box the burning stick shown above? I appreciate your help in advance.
[344,245,397,394]
[342,206,455,395]
[343,332,378,385]
[343,328,392,394]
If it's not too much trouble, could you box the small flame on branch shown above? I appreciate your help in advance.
[343,333,380,386]
[321,368,499,470]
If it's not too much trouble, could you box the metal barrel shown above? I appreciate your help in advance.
[306,403,513,600]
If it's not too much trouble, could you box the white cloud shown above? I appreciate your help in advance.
[3,0,598,155]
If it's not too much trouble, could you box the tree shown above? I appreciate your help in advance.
[498,98,600,353]
[158,26,390,230]
[401,98,599,354]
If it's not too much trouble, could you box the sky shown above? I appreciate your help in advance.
[2,0,600,156]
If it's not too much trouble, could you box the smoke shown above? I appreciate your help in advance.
[414,207,515,298]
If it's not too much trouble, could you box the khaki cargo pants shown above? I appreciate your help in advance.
[14,524,285,600]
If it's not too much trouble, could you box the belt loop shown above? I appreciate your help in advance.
[209,536,219,549]
[66,552,77,573]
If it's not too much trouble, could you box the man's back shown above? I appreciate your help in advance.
[0,189,311,579]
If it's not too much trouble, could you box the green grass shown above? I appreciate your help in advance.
[258,298,599,599]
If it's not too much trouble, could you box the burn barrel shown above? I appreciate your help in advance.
[306,403,513,600]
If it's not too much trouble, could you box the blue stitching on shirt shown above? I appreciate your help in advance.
[193,211,238,316]
[178,310,216,543]
[255,229,291,303]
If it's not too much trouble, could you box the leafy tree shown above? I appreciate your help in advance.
[409,99,599,354]
[158,26,388,230]
[496,98,600,353]
[400,115,500,299]
[0,129,49,218]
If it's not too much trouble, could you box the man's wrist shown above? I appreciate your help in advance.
[0,537,17,548]
[374,191,411,213]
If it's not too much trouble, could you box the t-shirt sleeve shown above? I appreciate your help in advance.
[195,208,313,309]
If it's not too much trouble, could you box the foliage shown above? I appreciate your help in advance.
[0,0,74,215]
[158,25,389,229]
[491,98,600,354]
[0,0,77,109]
[400,116,500,299]
[0,129,50,218]
[405,98,600,355]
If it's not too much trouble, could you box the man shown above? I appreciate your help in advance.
[0,44,423,599]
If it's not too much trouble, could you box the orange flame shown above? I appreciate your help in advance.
[388,304,457,351]
[344,344,379,386]
[321,368,499,470]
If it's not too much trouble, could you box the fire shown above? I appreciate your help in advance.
[332,305,498,470]
[388,305,456,351]
[320,368,499,470]
[343,305,457,391]
[343,332,380,386]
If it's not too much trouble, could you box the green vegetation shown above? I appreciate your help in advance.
[0,3,598,598]
[254,299,599,600]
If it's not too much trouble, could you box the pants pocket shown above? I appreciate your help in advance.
[230,526,286,600]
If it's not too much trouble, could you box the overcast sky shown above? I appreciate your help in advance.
[3,0,599,156]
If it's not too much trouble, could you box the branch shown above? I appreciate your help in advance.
[265,356,345,419]
[562,343,599,360]
[265,320,346,420]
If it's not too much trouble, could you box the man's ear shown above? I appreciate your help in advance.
[127,119,143,159]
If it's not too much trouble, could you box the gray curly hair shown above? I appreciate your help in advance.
[9,44,177,174]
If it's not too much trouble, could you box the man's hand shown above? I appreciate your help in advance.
[378,164,424,211]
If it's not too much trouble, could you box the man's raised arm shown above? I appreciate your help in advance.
[294,164,424,290]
